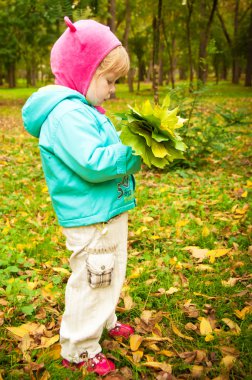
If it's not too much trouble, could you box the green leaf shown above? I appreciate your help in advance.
[120,96,187,169]
[162,95,171,109]
[21,305,35,316]
[150,140,169,158]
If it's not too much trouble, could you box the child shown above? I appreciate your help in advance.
[22,17,141,376]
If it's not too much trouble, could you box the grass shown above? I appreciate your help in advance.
[0,81,251,379]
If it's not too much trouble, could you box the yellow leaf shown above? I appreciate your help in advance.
[19,333,31,352]
[176,220,189,228]
[202,225,210,237]
[128,267,144,279]
[205,333,215,342]
[7,323,39,339]
[241,190,248,198]
[166,287,179,295]
[150,235,161,240]
[135,226,148,235]
[130,334,143,351]
[199,317,213,336]
[207,248,231,263]
[37,335,59,349]
[190,365,204,378]
[143,336,173,343]
[52,267,70,276]
[171,323,194,341]
[193,292,216,300]
[46,343,61,360]
[140,310,153,324]
[195,264,214,272]
[159,350,176,357]
[221,277,238,287]
[220,355,236,371]
[142,216,154,223]
[132,350,143,363]
[246,180,252,188]
[142,361,172,373]
[234,306,252,320]
[222,318,241,335]
[123,295,134,310]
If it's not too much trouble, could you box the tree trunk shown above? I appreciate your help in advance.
[108,0,116,33]
[7,62,16,88]
[0,64,3,86]
[245,10,252,86]
[162,19,175,89]
[128,67,135,92]
[198,0,218,85]
[152,0,162,104]
[123,0,131,51]
[158,42,164,86]
[232,0,240,84]
[186,0,195,92]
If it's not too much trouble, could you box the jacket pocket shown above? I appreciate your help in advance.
[86,252,115,289]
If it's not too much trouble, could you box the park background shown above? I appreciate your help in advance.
[0,1,252,379]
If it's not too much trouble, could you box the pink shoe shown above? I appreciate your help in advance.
[62,353,115,376]
[109,322,135,338]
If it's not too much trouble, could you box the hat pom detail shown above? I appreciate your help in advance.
[64,16,76,32]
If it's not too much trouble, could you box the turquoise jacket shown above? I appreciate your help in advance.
[22,86,141,227]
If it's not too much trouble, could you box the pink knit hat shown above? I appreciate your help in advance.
[50,17,121,95]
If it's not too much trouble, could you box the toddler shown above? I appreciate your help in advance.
[22,17,141,376]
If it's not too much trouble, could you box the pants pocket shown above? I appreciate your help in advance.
[86,253,115,289]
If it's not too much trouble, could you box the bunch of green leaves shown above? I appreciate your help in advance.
[117,96,187,169]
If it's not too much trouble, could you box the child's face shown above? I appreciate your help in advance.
[86,71,118,106]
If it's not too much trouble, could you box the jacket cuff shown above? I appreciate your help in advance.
[116,145,128,174]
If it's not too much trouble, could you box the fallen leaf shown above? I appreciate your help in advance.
[140,310,154,325]
[171,323,194,341]
[19,333,31,352]
[159,350,176,357]
[190,365,205,378]
[207,248,231,264]
[199,317,213,336]
[132,350,143,363]
[234,306,252,320]
[130,334,143,351]
[219,346,240,357]
[52,267,70,276]
[183,246,209,261]
[202,225,210,237]
[222,318,241,335]
[45,343,61,360]
[37,335,59,349]
[221,278,238,287]
[7,323,40,339]
[185,322,198,331]
[142,216,154,223]
[123,295,134,310]
[220,355,236,371]
[166,287,179,295]
[142,361,172,373]
[205,333,215,342]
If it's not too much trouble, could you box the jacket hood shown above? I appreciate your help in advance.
[22,85,88,138]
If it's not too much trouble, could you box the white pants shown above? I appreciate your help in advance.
[60,212,128,363]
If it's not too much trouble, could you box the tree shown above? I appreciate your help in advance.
[197,0,218,84]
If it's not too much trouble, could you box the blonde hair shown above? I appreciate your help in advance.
[96,46,130,78]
